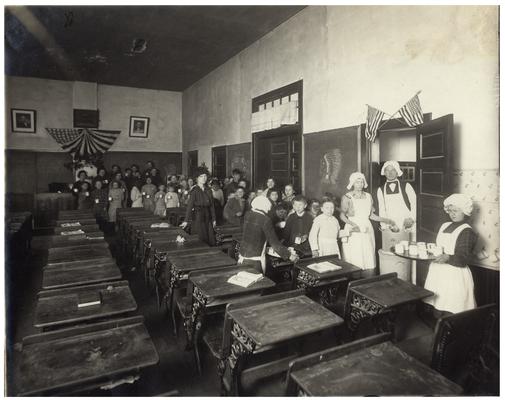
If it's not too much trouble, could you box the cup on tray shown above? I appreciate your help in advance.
[408,244,418,256]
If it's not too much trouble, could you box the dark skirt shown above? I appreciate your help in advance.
[190,208,215,246]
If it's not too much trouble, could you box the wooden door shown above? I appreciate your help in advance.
[187,150,198,178]
[254,129,301,192]
[416,114,453,242]
[211,146,227,179]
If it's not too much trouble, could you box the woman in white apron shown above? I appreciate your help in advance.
[341,172,396,275]
[376,160,417,239]
[423,194,477,314]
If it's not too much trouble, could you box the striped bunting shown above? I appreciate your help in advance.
[365,106,385,143]
[46,128,120,157]
[398,94,424,127]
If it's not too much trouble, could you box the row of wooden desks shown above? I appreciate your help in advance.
[17,210,160,396]
[113,210,460,396]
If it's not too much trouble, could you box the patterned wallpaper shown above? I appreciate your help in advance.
[453,169,499,270]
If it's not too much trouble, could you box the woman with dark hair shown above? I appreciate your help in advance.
[71,170,89,208]
[180,167,216,245]
[130,179,144,208]
[90,180,109,229]
[264,177,276,198]
[150,168,162,187]
[109,164,121,181]
[93,167,109,188]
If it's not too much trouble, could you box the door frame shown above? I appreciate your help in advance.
[252,126,301,191]
[211,145,227,179]
[359,113,433,199]
[251,80,303,191]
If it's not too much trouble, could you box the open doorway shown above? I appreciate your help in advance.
[371,127,418,200]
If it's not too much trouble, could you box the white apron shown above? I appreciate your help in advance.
[238,242,267,274]
[423,222,476,313]
[380,182,416,241]
[342,194,375,270]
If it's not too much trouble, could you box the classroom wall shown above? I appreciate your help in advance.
[6,76,182,152]
[181,5,499,173]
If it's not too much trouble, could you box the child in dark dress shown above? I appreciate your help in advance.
[90,180,108,229]
[77,182,92,210]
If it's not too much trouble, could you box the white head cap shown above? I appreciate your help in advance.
[346,172,368,190]
[443,193,473,216]
[381,160,403,177]
[251,196,272,213]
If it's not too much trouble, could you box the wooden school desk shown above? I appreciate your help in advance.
[42,260,121,290]
[159,249,237,334]
[34,280,137,330]
[47,241,108,255]
[55,217,97,226]
[287,340,462,396]
[45,245,112,267]
[18,316,159,396]
[293,254,362,308]
[187,266,276,374]
[57,209,94,218]
[223,293,343,395]
[120,215,166,255]
[133,227,186,267]
[346,272,433,335]
[143,237,209,281]
[45,234,105,248]
[54,224,102,234]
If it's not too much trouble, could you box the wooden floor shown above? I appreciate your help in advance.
[6,228,500,396]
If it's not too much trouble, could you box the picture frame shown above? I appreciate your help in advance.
[129,116,150,138]
[11,109,36,133]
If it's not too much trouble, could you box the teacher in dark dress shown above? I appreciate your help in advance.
[180,166,216,246]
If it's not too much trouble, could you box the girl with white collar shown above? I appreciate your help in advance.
[423,194,477,314]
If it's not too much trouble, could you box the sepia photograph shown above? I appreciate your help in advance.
[11,108,36,133]
[3,3,500,397]
[129,116,150,138]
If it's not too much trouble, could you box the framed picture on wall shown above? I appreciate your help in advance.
[11,109,36,133]
[129,116,149,138]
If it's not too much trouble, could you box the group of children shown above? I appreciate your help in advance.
[71,161,194,230]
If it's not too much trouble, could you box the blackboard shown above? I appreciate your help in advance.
[303,126,360,203]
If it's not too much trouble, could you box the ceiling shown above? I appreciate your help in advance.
[5,5,305,92]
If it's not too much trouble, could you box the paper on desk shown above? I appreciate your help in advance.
[150,222,170,228]
[227,271,263,288]
[307,261,342,273]
[60,229,85,236]
[77,300,101,308]
[61,222,81,227]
